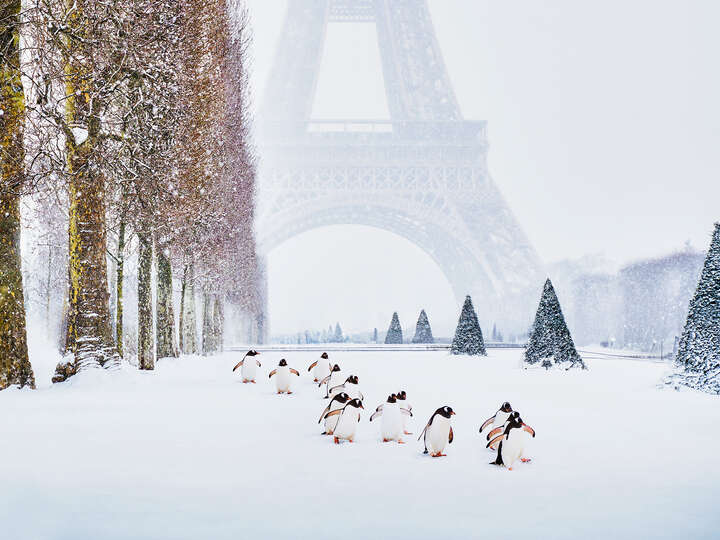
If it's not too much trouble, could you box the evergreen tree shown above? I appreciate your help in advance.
[491,323,498,342]
[385,312,403,344]
[525,279,585,369]
[334,322,343,343]
[412,309,434,344]
[667,223,720,393]
[373,328,378,343]
[451,296,486,355]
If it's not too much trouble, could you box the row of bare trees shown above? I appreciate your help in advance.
[0,0,260,390]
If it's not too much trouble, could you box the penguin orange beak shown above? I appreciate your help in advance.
[522,423,536,437]
[451,411,456,415]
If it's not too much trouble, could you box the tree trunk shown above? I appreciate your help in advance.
[214,295,224,353]
[180,261,197,354]
[137,231,154,370]
[202,292,214,355]
[115,219,126,356]
[156,245,178,358]
[56,0,118,380]
[0,0,36,390]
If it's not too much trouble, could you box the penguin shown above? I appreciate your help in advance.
[307,352,331,383]
[268,359,300,394]
[329,375,364,401]
[418,406,455,457]
[323,398,364,444]
[318,364,343,398]
[370,394,411,443]
[479,401,513,449]
[487,413,536,470]
[487,411,534,462]
[317,392,351,435]
[232,350,261,383]
[396,390,413,435]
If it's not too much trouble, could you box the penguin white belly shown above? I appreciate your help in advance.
[501,431,528,468]
[275,366,292,392]
[426,416,451,454]
[241,361,257,381]
[329,384,345,400]
[313,362,330,381]
[399,402,411,431]
[381,403,402,441]
[333,410,359,441]
[325,401,343,433]
[346,384,362,400]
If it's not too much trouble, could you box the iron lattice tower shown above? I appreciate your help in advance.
[255,0,544,335]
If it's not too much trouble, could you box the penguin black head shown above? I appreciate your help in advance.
[507,411,522,425]
[396,391,407,400]
[501,401,512,413]
[346,375,359,384]
[279,359,287,366]
[331,364,341,372]
[321,352,329,359]
[387,394,397,403]
[437,406,455,418]
[347,398,364,409]
[247,350,260,356]
[335,392,350,403]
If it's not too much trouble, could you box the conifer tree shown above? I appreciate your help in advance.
[334,323,343,343]
[373,328,378,343]
[412,309,434,344]
[667,223,720,393]
[525,279,585,369]
[451,296,486,355]
[385,312,403,344]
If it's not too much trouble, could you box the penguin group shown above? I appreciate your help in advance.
[233,350,537,468]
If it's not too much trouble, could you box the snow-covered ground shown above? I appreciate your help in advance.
[2,349,719,539]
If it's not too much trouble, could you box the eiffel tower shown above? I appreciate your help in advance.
[255,0,544,338]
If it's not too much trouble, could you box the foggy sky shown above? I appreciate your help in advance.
[247,0,720,336]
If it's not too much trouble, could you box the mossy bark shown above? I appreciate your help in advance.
[0,0,36,390]
[57,0,118,378]
[156,245,178,358]
[137,231,154,370]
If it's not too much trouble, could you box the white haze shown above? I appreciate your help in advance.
[246,0,720,336]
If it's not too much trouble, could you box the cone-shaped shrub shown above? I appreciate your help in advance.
[384,312,403,344]
[451,296,486,355]
[667,223,720,393]
[412,309,434,344]
[525,279,585,369]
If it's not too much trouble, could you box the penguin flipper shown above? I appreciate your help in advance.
[318,374,331,387]
[268,369,277,378]
[256,360,262,367]
[289,368,300,376]
[400,407,413,417]
[522,423,536,437]
[490,441,504,466]
[448,427,454,444]
[417,423,430,442]
[323,409,342,420]
[232,360,244,371]
[329,383,344,394]
[308,361,318,372]
[486,434,505,449]
[369,408,383,422]
[318,403,333,423]
[479,415,496,432]
[486,426,503,441]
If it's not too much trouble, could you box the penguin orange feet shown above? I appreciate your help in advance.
[313,378,318,383]
[242,380,248,383]
[251,380,256,384]
[397,440,405,444]
[277,391,283,394]
[383,438,389,443]
[521,458,532,463]
[404,430,413,435]
[334,437,340,444]
[287,391,293,395]
[508,467,513,471]
[348,438,354,443]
